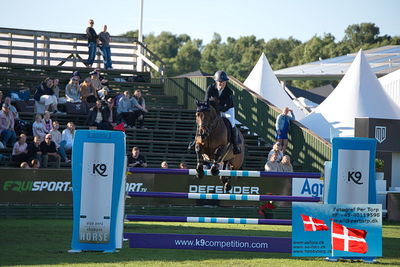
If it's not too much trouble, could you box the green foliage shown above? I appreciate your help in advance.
[120,23,399,87]
[376,158,385,171]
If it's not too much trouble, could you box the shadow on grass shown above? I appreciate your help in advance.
[0,219,399,266]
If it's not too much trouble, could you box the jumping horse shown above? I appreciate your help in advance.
[194,100,244,192]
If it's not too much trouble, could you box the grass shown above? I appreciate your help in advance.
[0,219,399,267]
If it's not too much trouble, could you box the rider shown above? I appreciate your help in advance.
[198,70,241,154]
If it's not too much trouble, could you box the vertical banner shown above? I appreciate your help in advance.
[70,130,126,252]
[328,137,377,204]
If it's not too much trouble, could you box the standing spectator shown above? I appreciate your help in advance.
[264,153,280,172]
[268,142,283,162]
[179,162,188,169]
[80,77,97,103]
[42,111,53,134]
[161,161,168,169]
[280,155,293,172]
[60,122,75,163]
[0,103,16,147]
[65,76,81,103]
[34,77,59,114]
[131,89,148,129]
[127,147,147,168]
[86,19,98,67]
[104,97,117,128]
[32,114,46,141]
[40,133,60,168]
[117,91,134,128]
[275,107,295,154]
[12,133,29,164]
[27,136,42,162]
[86,100,111,130]
[99,25,113,70]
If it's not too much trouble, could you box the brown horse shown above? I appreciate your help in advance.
[194,100,244,192]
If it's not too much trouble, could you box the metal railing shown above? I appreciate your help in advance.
[0,27,165,78]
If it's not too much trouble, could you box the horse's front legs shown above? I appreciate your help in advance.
[211,145,225,176]
[195,144,204,179]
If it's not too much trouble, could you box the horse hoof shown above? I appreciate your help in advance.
[196,168,204,179]
[224,182,232,193]
[211,165,219,176]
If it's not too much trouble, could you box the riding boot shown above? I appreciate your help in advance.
[231,127,241,154]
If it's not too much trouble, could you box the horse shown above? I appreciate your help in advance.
[194,100,244,192]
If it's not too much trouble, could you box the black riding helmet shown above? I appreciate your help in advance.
[214,70,229,82]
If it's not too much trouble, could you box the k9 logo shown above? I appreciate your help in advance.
[92,163,108,177]
[348,171,363,184]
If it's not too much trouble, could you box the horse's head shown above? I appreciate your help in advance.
[195,100,218,140]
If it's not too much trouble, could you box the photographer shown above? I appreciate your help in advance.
[127,147,147,168]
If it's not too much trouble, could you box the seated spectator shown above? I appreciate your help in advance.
[0,103,16,147]
[161,161,168,169]
[32,114,46,141]
[49,121,65,161]
[264,153,280,172]
[98,79,111,100]
[179,162,188,169]
[27,136,42,162]
[3,96,24,135]
[52,78,66,103]
[117,91,135,128]
[42,111,53,134]
[268,142,283,162]
[131,89,148,129]
[40,133,60,168]
[280,155,293,172]
[127,147,147,168]
[80,77,97,103]
[86,100,111,130]
[104,97,117,128]
[20,161,30,169]
[31,159,40,169]
[59,122,75,163]
[65,76,81,103]
[12,133,29,164]
[33,77,59,114]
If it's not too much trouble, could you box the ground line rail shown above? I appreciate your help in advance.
[128,192,321,202]
[128,167,321,178]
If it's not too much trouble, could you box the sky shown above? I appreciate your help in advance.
[2,0,399,44]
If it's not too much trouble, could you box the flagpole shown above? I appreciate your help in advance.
[331,219,334,258]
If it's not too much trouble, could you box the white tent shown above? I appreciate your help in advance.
[244,53,305,120]
[379,68,400,108]
[300,50,400,140]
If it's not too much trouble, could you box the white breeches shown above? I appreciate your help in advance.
[220,107,236,127]
[40,95,58,106]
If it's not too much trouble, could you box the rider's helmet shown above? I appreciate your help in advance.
[214,70,229,82]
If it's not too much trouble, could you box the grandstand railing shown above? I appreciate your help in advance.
[164,76,332,172]
[0,27,165,78]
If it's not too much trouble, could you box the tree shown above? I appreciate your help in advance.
[343,23,380,48]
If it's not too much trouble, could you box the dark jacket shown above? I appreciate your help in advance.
[103,106,118,124]
[86,27,98,43]
[86,106,109,126]
[204,83,234,112]
[34,83,54,101]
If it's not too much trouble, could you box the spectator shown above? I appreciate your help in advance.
[80,77,97,103]
[280,155,293,172]
[87,100,111,130]
[268,142,283,162]
[32,114,46,141]
[65,76,81,103]
[27,136,42,162]
[275,107,295,154]
[42,111,53,134]
[117,91,135,128]
[3,97,19,120]
[161,161,168,169]
[264,153,280,172]
[12,133,29,164]
[104,97,117,128]
[0,103,16,147]
[90,71,102,93]
[33,77,59,114]
[49,121,64,160]
[20,162,30,169]
[40,133,60,168]
[60,122,75,163]
[86,19,98,67]
[127,147,147,168]
[31,159,40,169]
[0,90,3,104]
[131,89,148,129]
[179,162,188,169]
[99,24,113,70]
[98,79,110,100]
[52,78,66,103]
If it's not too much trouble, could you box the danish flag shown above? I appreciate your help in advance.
[301,214,328,231]
[332,222,368,254]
